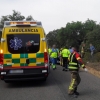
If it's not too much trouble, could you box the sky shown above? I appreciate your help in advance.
[0,0,100,34]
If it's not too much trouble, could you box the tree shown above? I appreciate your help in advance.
[0,10,34,29]
[84,19,96,31]
[85,25,100,51]
[46,30,60,47]
[57,27,67,47]
[26,15,34,21]
[46,19,98,50]
[8,10,25,21]
[0,15,9,28]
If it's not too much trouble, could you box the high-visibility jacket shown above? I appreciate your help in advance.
[50,49,58,58]
[68,51,85,71]
[48,48,52,55]
[61,49,70,57]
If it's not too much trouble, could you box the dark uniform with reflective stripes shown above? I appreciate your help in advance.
[68,49,86,96]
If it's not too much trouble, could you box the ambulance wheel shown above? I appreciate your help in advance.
[5,81,10,83]
[42,78,47,81]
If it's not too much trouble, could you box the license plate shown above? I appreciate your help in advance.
[9,70,23,74]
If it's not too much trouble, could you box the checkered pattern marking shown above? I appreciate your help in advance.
[4,53,45,67]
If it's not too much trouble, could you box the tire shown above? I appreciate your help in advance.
[5,81,10,83]
[42,78,47,81]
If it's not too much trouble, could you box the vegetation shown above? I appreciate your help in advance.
[0,10,100,62]
[46,19,100,52]
[46,19,100,63]
[0,10,34,29]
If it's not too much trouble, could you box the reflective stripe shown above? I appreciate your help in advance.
[68,52,79,69]
[77,57,81,60]
[69,62,77,65]
[68,66,78,69]
[71,53,75,62]
[81,64,85,67]
[69,79,75,90]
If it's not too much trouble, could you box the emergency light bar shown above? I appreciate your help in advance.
[4,21,42,27]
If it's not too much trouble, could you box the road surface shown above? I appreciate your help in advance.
[0,65,100,100]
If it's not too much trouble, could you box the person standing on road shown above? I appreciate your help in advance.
[59,48,63,66]
[89,43,95,62]
[68,47,87,98]
[61,46,70,71]
[48,46,52,65]
[50,44,58,70]
[80,43,85,58]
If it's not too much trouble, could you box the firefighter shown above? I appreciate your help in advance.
[68,47,87,98]
[61,46,70,71]
[50,45,58,70]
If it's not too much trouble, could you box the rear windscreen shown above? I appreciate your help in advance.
[7,34,40,54]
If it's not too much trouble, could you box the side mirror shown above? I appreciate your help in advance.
[1,38,5,42]
[41,38,46,41]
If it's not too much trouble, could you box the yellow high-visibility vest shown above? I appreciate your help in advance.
[61,49,70,57]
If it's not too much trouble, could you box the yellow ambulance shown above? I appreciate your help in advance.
[0,21,49,82]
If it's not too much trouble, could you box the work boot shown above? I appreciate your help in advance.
[65,68,68,71]
[53,67,55,70]
[74,91,79,95]
[54,65,56,69]
[68,93,78,98]
[73,93,78,98]
[74,87,79,95]
[62,68,65,71]
[53,65,56,70]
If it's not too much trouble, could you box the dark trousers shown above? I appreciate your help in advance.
[81,52,85,58]
[62,57,68,69]
[68,72,81,94]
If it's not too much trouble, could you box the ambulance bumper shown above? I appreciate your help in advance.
[0,67,48,82]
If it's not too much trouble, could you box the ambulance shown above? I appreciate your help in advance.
[0,21,50,82]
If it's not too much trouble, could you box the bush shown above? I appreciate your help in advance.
[83,52,100,63]
[94,52,100,62]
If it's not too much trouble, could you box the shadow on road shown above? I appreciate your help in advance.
[5,74,56,88]
[2,66,86,89]
[6,80,47,88]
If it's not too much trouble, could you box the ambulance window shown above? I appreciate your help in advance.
[7,34,40,54]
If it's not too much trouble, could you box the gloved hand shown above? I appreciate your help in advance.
[84,68,88,72]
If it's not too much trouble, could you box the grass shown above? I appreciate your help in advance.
[83,52,100,71]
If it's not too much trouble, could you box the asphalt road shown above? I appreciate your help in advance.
[0,65,100,100]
